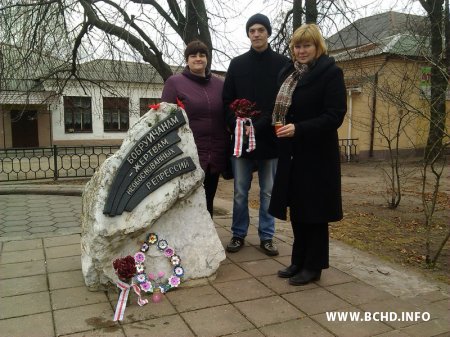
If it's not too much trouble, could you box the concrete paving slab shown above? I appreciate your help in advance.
[0,259,46,279]
[359,297,428,329]
[238,258,285,277]
[48,270,87,290]
[2,206,29,213]
[45,243,81,259]
[0,274,48,296]
[234,296,304,327]
[181,304,254,336]
[165,284,228,312]
[312,309,393,337]
[53,302,115,336]
[3,214,29,221]
[46,255,82,273]
[222,329,265,337]
[243,233,262,246]
[54,216,80,227]
[374,330,412,337]
[326,281,393,306]
[29,225,56,233]
[260,317,334,337]
[122,315,194,337]
[51,286,109,310]
[272,241,292,257]
[259,274,318,294]
[52,211,75,218]
[225,245,268,263]
[0,191,449,337]
[0,248,44,263]
[62,327,125,336]
[55,227,81,236]
[423,298,450,320]
[213,277,275,302]
[1,219,29,227]
[274,254,291,267]
[399,318,450,337]
[316,266,356,286]
[2,225,30,232]
[0,312,54,337]
[0,291,51,319]
[29,218,56,225]
[213,263,252,283]
[282,287,353,315]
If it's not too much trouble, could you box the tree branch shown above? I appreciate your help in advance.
[131,0,185,37]
[80,0,173,80]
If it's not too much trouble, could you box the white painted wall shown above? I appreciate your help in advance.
[45,80,163,142]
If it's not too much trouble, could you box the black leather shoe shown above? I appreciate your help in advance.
[278,265,300,278]
[289,269,321,286]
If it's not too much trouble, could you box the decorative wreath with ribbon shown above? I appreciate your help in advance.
[113,232,184,321]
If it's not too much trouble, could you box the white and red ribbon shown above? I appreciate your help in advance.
[113,280,148,321]
[233,117,256,157]
[132,283,149,306]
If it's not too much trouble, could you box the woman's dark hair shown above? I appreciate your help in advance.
[184,40,209,61]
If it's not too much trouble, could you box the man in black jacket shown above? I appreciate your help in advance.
[223,13,289,256]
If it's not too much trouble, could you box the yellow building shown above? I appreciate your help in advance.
[328,11,449,159]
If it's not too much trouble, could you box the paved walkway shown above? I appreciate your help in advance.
[0,185,449,337]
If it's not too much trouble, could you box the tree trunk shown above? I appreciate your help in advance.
[293,0,303,32]
[421,0,448,160]
[305,0,318,24]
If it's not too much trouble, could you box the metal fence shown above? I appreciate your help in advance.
[339,138,358,162]
[0,145,119,182]
[0,139,358,182]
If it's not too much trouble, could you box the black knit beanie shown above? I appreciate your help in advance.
[246,13,272,36]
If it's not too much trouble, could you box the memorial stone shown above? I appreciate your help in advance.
[81,103,226,290]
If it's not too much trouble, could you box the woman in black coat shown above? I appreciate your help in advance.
[269,24,347,285]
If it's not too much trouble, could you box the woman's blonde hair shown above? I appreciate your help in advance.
[289,24,327,60]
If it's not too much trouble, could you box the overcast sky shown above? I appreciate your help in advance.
[211,0,425,70]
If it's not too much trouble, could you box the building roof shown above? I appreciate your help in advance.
[75,59,170,84]
[331,33,430,61]
[75,60,224,83]
[327,11,428,52]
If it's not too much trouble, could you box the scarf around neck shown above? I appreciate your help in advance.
[272,61,309,126]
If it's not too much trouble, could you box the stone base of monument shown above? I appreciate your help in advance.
[81,103,226,291]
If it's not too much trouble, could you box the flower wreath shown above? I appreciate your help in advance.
[112,232,184,321]
[134,232,184,294]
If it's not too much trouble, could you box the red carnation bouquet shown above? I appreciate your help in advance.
[113,255,136,280]
[230,98,260,118]
[229,99,259,157]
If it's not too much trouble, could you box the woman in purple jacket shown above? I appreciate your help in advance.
[161,40,229,217]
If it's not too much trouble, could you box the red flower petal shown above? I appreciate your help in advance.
[149,103,160,110]
[176,97,185,109]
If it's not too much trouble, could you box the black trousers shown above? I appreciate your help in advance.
[290,221,329,270]
[204,165,220,217]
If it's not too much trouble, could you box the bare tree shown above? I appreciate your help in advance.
[416,0,450,266]
[419,0,449,160]
[0,0,242,87]
[271,0,355,56]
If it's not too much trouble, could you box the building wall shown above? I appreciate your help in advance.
[0,104,53,148]
[337,55,449,159]
[0,108,12,148]
[37,106,52,147]
[45,80,163,146]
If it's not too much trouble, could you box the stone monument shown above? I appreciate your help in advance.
[81,102,226,291]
